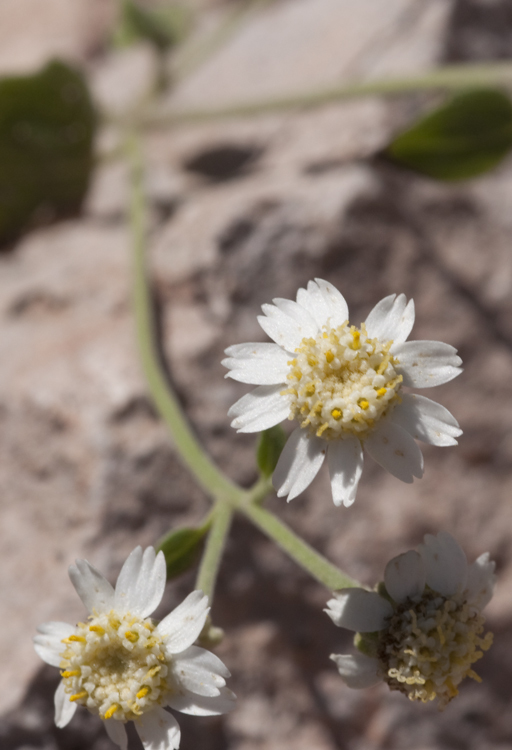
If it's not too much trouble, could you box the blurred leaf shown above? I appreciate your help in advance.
[157,523,210,580]
[114,0,192,52]
[257,425,287,478]
[385,88,512,180]
[0,60,96,247]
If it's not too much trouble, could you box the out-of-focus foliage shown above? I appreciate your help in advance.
[157,524,210,580]
[0,60,96,247]
[257,426,287,479]
[385,88,512,180]
[114,0,193,52]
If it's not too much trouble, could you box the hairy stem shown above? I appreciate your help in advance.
[242,503,359,590]
[128,133,241,504]
[196,502,234,600]
[146,61,512,127]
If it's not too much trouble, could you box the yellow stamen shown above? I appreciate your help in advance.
[307,355,318,367]
[137,686,151,699]
[70,691,88,702]
[467,669,482,683]
[350,329,361,350]
[316,423,329,437]
[103,704,119,720]
[325,350,334,363]
[331,408,342,420]
[147,665,161,678]
[61,669,80,678]
[358,399,369,410]
[89,625,105,635]
[65,635,86,643]
[376,387,387,397]
[304,383,315,396]
[125,631,139,643]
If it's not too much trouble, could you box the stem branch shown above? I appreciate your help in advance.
[128,133,241,504]
[196,502,234,600]
[145,61,512,127]
[242,503,359,590]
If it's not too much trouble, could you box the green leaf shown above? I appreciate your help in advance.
[157,523,210,580]
[257,425,287,478]
[385,88,512,180]
[114,0,192,52]
[0,60,96,247]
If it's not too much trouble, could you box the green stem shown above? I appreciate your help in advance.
[146,61,512,127]
[242,503,359,590]
[195,501,234,600]
[128,133,241,504]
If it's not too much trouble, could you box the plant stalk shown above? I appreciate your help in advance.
[242,503,359,590]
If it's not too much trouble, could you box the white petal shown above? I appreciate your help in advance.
[55,680,77,728]
[364,294,415,344]
[34,621,74,666]
[136,707,180,750]
[114,547,166,618]
[391,393,462,446]
[314,278,349,326]
[68,559,115,615]
[171,646,229,697]
[258,302,315,350]
[296,280,331,328]
[392,340,462,388]
[222,343,291,385]
[273,429,325,500]
[330,653,382,688]
[325,589,393,632]
[103,719,128,750]
[228,385,290,433]
[157,590,209,654]
[365,422,424,483]
[418,532,468,597]
[272,297,318,337]
[327,438,364,507]
[466,553,496,609]
[384,551,425,604]
[167,686,236,716]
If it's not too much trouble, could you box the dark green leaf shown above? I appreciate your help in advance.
[0,60,96,247]
[157,524,210,580]
[257,425,287,478]
[385,88,512,180]
[114,0,192,52]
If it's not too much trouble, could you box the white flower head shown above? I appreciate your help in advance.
[326,532,495,709]
[34,547,236,750]
[223,279,462,506]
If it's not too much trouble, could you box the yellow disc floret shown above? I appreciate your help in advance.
[378,590,493,709]
[59,610,170,722]
[283,322,402,439]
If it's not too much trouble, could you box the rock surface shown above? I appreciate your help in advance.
[2,1,512,749]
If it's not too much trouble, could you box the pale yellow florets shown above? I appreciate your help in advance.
[283,322,402,439]
[377,590,493,709]
[59,610,170,722]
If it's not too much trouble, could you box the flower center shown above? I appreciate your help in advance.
[377,590,493,709]
[59,610,169,721]
[283,323,402,439]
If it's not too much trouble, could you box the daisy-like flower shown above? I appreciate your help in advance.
[326,532,495,709]
[33,547,235,750]
[223,279,462,506]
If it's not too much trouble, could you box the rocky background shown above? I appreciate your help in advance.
[2,1,512,749]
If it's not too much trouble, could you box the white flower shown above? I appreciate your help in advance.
[223,279,462,506]
[34,546,235,750]
[326,532,495,709]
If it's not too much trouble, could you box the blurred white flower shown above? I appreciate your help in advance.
[34,546,235,750]
[326,532,495,708]
[224,279,462,506]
